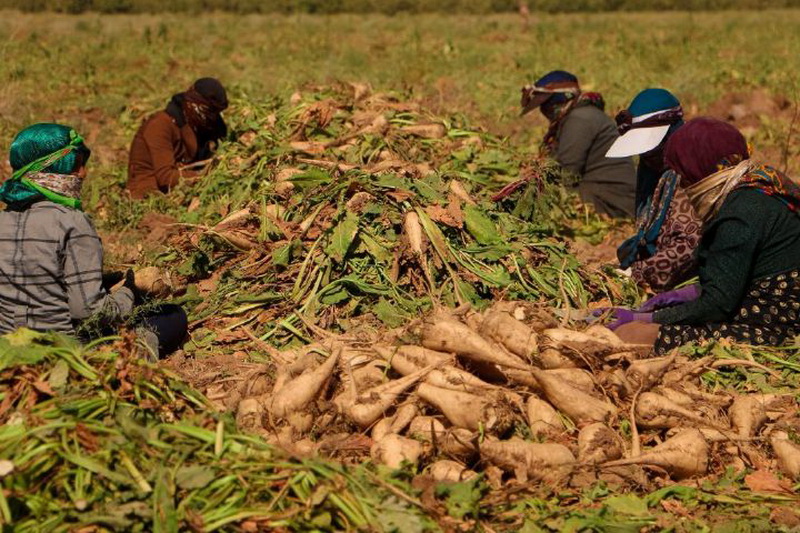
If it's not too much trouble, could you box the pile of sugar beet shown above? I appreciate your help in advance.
[232,303,800,490]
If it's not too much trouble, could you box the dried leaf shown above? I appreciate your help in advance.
[660,498,691,517]
[385,190,415,203]
[33,380,56,396]
[745,470,794,494]
[425,204,462,229]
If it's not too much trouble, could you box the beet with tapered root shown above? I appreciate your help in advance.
[417,383,515,433]
[526,397,564,438]
[602,429,709,479]
[421,316,530,370]
[270,349,339,418]
[635,392,724,430]
[480,438,575,482]
[532,369,617,424]
[578,423,624,464]
[770,431,800,480]
[479,310,539,362]
[340,366,433,428]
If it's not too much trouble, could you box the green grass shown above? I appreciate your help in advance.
[1,9,799,191]
[2,11,800,531]
[2,0,800,15]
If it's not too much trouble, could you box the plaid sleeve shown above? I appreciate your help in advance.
[63,213,134,323]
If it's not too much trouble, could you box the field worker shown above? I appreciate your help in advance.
[608,88,702,292]
[0,123,187,359]
[521,70,636,218]
[600,118,800,354]
[127,77,228,199]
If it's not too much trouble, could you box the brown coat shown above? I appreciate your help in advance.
[127,111,199,199]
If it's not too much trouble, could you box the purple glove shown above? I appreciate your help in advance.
[638,284,700,313]
[592,308,653,331]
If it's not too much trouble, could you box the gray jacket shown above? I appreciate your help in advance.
[0,201,133,334]
[556,105,637,218]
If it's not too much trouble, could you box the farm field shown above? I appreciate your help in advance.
[2,9,800,532]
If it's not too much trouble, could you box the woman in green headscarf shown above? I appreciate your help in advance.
[0,123,187,359]
[1,123,90,209]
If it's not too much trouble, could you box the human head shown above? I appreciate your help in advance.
[181,78,228,134]
[521,70,580,120]
[663,117,749,186]
[191,77,228,112]
[606,88,683,163]
[10,123,91,177]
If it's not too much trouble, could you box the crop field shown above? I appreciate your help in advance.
[2,8,800,532]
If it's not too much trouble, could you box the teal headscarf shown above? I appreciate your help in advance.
[1,123,89,210]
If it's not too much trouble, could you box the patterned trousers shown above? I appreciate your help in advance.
[655,268,800,354]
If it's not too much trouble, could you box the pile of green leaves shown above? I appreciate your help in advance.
[4,329,799,532]
[116,85,637,347]
[0,329,434,531]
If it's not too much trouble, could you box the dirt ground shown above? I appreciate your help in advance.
[704,89,799,175]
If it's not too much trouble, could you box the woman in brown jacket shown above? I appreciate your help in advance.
[127,77,228,199]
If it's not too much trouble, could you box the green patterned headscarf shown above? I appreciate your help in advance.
[1,123,90,210]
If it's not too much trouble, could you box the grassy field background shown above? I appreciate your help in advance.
[2,10,800,531]
[1,9,799,195]
[4,0,800,14]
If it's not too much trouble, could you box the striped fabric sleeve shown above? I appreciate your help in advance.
[63,212,134,323]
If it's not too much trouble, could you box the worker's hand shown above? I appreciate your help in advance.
[637,284,700,313]
[179,157,213,173]
[593,308,653,331]
[102,271,125,291]
[178,167,201,184]
[520,84,535,109]
[121,269,142,305]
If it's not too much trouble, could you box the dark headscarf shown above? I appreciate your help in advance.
[664,117,749,186]
[521,71,605,156]
[665,117,800,222]
[166,78,228,150]
[520,70,581,116]
[192,78,228,111]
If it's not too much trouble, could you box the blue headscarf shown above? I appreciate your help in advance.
[622,89,685,213]
[615,89,685,268]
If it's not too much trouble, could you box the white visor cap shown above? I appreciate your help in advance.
[606,109,674,158]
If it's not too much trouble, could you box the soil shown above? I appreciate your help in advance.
[705,89,792,134]
[569,225,631,271]
[138,212,179,245]
[703,89,799,175]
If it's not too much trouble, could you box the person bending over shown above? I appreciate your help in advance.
[0,123,187,358]
[127,77,228,199]
[602,118,800,354]
[608,88,701,292]
[521,70,636,218]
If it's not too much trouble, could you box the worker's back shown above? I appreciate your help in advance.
[557,105,637,217]
[0,201,94,333]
